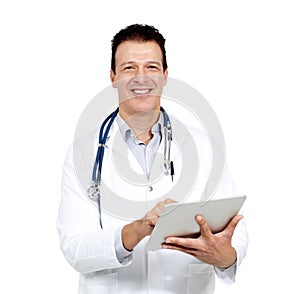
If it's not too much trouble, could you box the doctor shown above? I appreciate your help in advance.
[57,24,248,294]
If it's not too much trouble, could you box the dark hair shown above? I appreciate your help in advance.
[111,24,167,74]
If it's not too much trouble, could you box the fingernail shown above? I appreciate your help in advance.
[165,238,171,244]
[196,215,202,221]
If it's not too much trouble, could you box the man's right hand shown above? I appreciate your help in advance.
[121,199,176,251]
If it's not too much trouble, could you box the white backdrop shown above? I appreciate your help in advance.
[0,0,299,293]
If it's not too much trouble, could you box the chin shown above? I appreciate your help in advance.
[123,96,160,114]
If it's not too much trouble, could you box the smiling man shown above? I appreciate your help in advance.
[110,30,168,144]
[57,24,248,294]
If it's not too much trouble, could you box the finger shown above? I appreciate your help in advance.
[142,216,156,227]
[153,201,166,215]
[164,236,198,249]
[164,198,177,204]
[162,243,197,256]
[149,216,159,226]
[154,199,176,216]
[223,214,243,237]
[195,215,213,239]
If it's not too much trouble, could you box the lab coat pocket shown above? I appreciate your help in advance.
[79,272,118,294]
[186,264,215,294]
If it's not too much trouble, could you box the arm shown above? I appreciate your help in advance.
[56,146,131,274]
[57,146,175,273]
[161,148,248,282]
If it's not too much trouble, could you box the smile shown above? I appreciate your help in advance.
[131,88,152,95]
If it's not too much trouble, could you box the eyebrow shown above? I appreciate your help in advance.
[119,61,162,67]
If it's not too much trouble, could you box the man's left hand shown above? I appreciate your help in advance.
[162,214,243,268]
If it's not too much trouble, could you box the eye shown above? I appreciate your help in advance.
[148,65,159,70]
[123,65,135,71]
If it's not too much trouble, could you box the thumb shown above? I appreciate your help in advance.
[195,215,213,238]
[224,214,243,237]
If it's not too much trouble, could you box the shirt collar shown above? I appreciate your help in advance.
[116,112,164,143]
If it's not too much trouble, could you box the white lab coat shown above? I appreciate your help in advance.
[57,111,248,294]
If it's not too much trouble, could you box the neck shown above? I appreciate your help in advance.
[119,109,160,144]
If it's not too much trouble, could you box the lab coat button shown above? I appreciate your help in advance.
[148,186,153,192]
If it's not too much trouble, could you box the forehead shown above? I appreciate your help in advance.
[115,40,163,65]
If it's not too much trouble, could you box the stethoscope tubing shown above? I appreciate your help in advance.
[92,109,119,182]
[89,107,173,228]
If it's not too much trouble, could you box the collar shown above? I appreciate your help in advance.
[116,112,163,144]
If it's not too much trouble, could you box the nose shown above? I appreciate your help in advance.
[132,66,147,84]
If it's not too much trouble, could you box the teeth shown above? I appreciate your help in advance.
[132,89,150,94]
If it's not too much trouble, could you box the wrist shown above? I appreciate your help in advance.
[218,248,237,269]
[122,220,144,251]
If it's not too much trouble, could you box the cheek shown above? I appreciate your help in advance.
[116,81,133,103]
[114,74,132,88]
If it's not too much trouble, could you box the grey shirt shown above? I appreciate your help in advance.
[116,112,164,177]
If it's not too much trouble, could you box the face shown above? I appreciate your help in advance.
[110,41,168,119]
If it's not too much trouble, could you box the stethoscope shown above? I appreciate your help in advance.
[87,107,174,228]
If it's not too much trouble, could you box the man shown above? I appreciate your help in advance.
[57,24,248,294]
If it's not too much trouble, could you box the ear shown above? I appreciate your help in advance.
[110,69,117,88]
[163,68,168,86]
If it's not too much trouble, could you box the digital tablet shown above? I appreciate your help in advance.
[146,196,246,251]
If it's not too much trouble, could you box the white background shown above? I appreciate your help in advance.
[0,0,299,293]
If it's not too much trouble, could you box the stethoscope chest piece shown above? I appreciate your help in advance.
[87,182,101,201]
